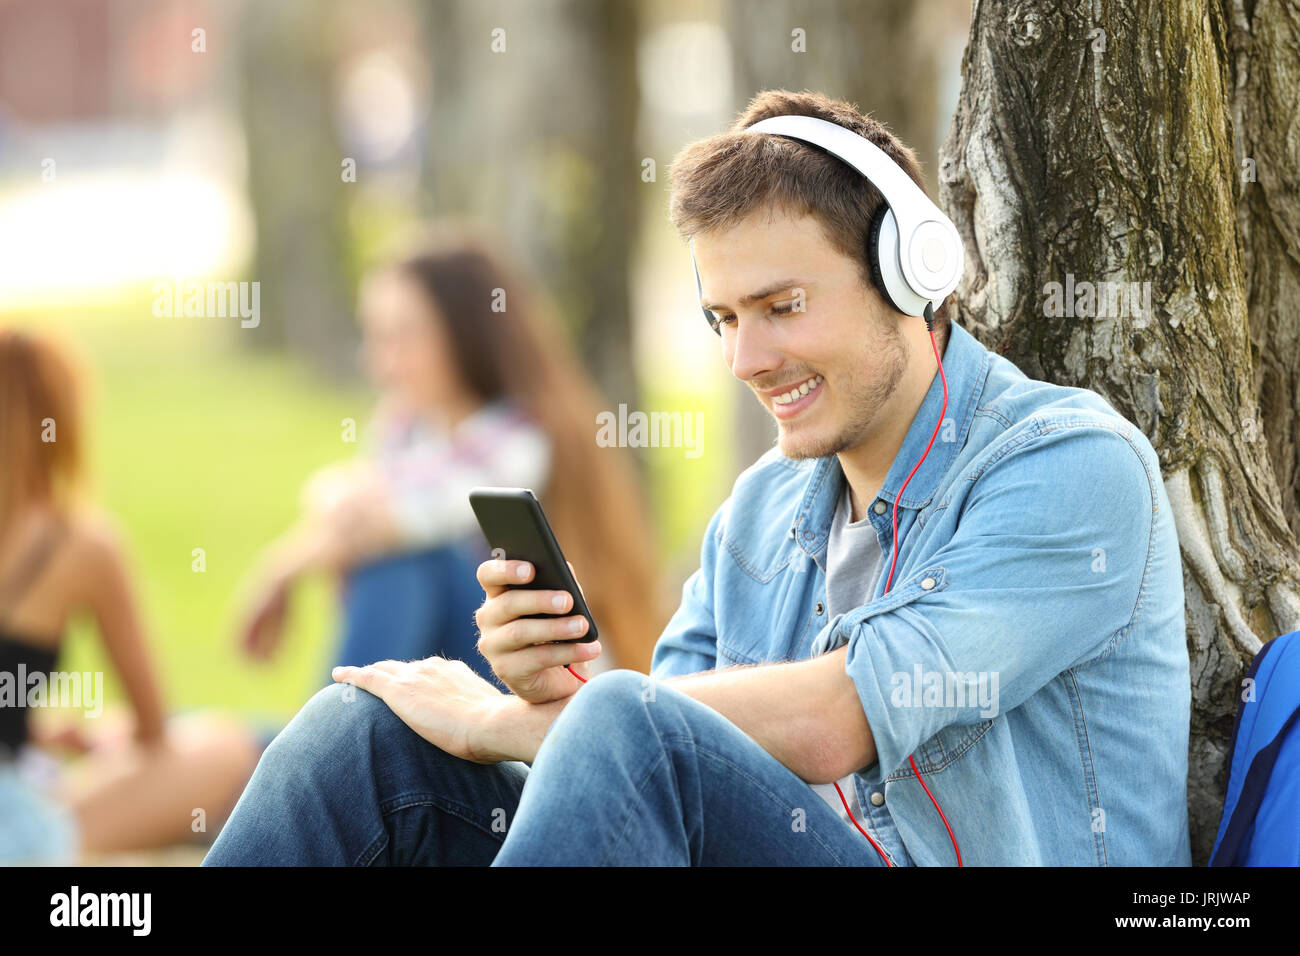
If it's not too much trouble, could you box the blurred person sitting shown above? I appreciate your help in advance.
[0,328,260,864]
[237,226,667,683]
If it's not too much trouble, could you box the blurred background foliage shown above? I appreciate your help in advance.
[0,0,970,723]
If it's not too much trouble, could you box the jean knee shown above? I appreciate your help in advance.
[267,682,399,765]
[561,669,662,727]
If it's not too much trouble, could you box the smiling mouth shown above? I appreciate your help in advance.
[770,373,823,405]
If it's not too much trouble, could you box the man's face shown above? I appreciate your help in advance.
[693,207,908,460]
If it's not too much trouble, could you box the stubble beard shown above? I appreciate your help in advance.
[773,323,909,461]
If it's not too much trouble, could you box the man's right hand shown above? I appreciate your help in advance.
[475,558,602,703]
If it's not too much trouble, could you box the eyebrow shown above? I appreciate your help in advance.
[700,278,807,312]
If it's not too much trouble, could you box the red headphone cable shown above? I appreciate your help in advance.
[833,304,962,866]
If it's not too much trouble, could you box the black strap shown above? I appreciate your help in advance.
[1210,633,1299,866]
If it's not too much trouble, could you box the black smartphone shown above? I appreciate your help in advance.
[468,487,598,643]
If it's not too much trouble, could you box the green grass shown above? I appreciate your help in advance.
[7,294,372,726]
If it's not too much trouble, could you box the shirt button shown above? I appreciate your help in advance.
[869,791,885,807]
[802,530,814,540]
[872,500,887,515]
[921,577,936,591]
[815,602,824,615]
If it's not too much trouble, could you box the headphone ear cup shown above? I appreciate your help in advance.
[867,204,896,312]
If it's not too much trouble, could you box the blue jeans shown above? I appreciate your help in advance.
[334,540,501,688]
[203,670,895,866]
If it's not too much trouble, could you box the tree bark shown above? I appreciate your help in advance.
[939,0,1300,864]
[1229,0,1300,539]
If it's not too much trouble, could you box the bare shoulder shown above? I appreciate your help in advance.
[62,509,131,579]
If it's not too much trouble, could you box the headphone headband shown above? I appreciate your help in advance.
[693,114,962,331]
[743,116,961,301]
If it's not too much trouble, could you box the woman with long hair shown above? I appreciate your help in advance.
[0,328,259,864]
[238,224,668,679]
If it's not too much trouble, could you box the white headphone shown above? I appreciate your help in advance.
[694,114,963,332]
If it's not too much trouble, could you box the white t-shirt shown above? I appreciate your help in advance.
[371,398,552,548]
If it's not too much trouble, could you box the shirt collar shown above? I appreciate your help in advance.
[792,320,990,551]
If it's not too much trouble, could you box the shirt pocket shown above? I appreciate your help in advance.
[886,718,996,779]
[714,546,820,667]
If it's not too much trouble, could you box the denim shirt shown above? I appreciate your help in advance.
[650,320,1192,866]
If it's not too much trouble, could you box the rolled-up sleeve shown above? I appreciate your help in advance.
[827,424,1158,782]
[650,504,727,679]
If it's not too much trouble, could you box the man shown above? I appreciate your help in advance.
[205,90,1192,867]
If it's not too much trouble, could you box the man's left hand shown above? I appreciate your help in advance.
[331,656,512,764]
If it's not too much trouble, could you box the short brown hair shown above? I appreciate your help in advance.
[668,89,953,339]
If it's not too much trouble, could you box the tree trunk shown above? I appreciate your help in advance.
[1229,0,1300,539]
[419,0,643,413]
[939,0,1300,864]
[237,0,357,378]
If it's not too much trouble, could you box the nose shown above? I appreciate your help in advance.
[726,318,781,385]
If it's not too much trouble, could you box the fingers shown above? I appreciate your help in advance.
[473,557,596,701]
[474,561,589,653]
[489,640,602,689]
[476,558,534,598]
[332,661,400,700]
[476,584,574,629]
[477,608,590,657]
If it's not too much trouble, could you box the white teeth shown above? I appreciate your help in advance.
[773,374,822,405]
